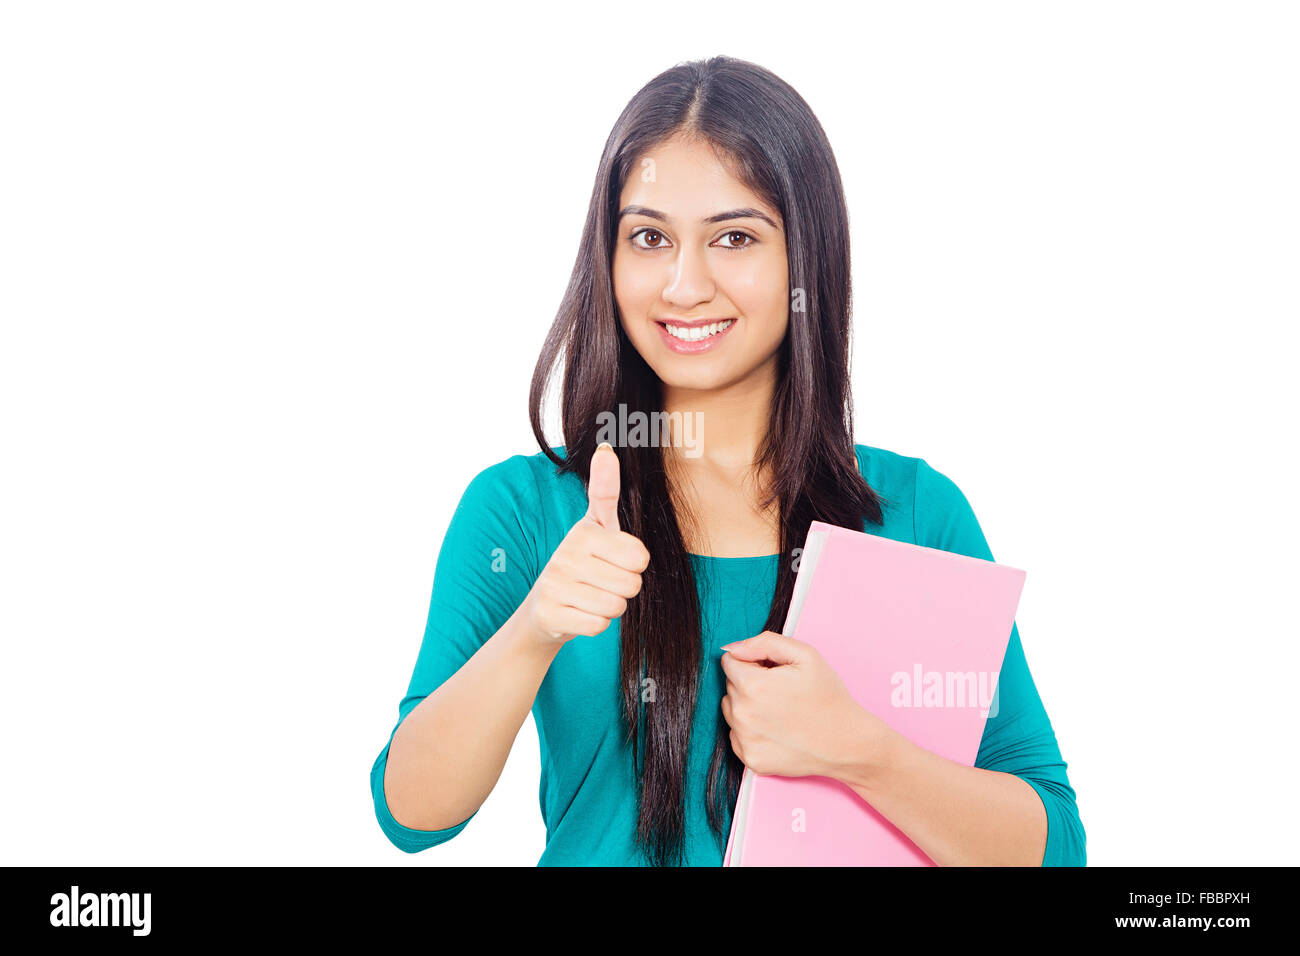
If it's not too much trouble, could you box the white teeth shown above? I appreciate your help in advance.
[663,318,734,341]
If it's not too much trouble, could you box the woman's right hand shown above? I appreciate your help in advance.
[522,442,651,646]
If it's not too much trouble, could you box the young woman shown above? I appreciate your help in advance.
[370,56,1086,867]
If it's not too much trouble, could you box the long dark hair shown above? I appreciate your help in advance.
[528,55,887,866]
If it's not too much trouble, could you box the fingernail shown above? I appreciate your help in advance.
[597,441,612,452]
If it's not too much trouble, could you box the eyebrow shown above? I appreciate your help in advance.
[617,205,780,229]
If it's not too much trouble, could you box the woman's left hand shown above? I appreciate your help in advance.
[720,631,893,780]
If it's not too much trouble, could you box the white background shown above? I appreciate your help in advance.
[2,1,1296,866]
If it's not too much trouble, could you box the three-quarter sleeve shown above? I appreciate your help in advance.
[913,457,1087,867]
[370,454,544,852]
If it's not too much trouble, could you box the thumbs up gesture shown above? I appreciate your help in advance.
[585,439,622,532]
[523,442,651,645]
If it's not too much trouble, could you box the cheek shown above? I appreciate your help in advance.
[612,253,661,316]
[726,255,789,329]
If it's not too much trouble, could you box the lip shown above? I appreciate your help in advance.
[654,317,737,354]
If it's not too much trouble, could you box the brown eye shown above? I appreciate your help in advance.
[715,230,755,249]
[631,227,668,249]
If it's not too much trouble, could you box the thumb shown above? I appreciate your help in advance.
[585,442,621,532]
[720,631,806,666]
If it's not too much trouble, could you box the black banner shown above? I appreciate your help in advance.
[7,866,1282,940]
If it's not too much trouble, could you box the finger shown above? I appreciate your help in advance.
[585,442,621,532]
[550,606,616,639]
[720,630,805,666]
[570,555,645,599]
[720,650,742,681]
[586,528,651,574]
[719,653,758,695]
[728,729,743,759]
[558,580,629,621]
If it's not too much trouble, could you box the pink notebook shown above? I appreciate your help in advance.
[722,520,1026,866]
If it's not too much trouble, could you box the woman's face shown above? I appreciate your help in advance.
[612,134,788,395]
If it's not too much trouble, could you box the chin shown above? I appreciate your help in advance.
[653,361,740,392]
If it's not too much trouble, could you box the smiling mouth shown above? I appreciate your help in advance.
[656,318,736,342]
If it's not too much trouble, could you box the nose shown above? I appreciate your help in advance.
[661,243,716,311]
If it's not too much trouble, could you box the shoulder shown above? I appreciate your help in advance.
[439,449,572,579]
[456,445,586,541]
[455,446,573,509]
[458,451,542,507]
[853,443,990,558]
[852,442,921,498]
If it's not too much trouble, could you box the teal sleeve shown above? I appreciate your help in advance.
[370,455,544,852]
[913,458,1087,867]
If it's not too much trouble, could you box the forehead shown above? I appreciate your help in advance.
[618,135,782,226]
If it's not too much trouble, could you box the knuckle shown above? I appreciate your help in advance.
[548,553,572,580]
[574,524,597,550]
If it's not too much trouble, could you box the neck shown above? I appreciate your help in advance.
[660,358,775,475]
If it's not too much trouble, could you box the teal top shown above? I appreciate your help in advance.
[369,443,1086,866]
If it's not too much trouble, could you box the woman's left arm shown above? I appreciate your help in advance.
[722,630,1047,867]
[721,623,1082,867]
[851,617,1084,866]
[838,710,1048,867]
[721,457,1086,867]
[907,458,1087,866]
[839,613,1063,865]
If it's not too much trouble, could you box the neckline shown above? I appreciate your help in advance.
[688,552,780,563]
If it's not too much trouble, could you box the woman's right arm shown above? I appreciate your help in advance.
[377,443,647,838]
[383,601,561,831]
